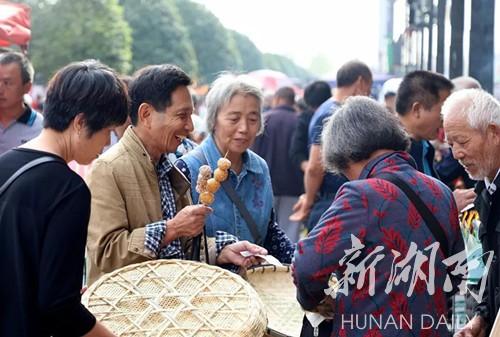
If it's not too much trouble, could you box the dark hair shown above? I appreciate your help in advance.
[128,64,192,125]
[296,98,308,113]
[119,74,133,88]
[304,81,331,109]
[396,70,453,116]
[274,86,295,106]
[384,91,396,100]
[336,60,372,88]
[43,60,129,136]
[0,51,34,84]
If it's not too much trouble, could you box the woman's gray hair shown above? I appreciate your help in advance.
[205,73,264,135]
[322,96,410,174]
[441,88,500,133]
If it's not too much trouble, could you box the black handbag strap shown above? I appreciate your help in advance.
[376,173,449,257]
[221,180,262,245]
[0,156,60,197]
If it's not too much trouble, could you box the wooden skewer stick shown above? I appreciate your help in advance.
[223,135,233,158]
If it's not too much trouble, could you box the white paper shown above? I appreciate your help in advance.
[240,251,283,267]
[305,311,326,328]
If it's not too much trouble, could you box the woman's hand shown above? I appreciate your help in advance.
[217,241,267,268]
[453,315,486,337]
[289,194,312,222]
[453,188,476,212]
[310,296,335,319]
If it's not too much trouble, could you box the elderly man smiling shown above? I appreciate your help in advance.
[442,89,500,337]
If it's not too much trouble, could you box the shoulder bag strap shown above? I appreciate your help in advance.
[376,173,449,257]
[221,180,262,245]
[0,156,60,197]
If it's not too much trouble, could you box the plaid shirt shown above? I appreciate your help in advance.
[144,155,184,259]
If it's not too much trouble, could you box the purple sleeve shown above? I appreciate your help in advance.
[293,183,367,310]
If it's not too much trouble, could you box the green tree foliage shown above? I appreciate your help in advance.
[308,53,332,77]
[120,0,198,76]
[174,0,242,84]
[230,30,263,72]
[28,0,132,83]
[18,0,310,84]
[263,53,312,81]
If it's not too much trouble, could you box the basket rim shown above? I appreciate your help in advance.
[246,264,292,274]
[83,259,258,305]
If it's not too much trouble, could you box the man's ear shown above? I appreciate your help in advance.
[137,103,153,128]
[23,82,32,95]
[354,76,364,94]
[487,123,500,145]
[410,101,423,119]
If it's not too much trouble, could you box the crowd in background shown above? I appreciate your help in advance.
[1,49,500,337]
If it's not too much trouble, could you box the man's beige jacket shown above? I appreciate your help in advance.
[86,127,197,285]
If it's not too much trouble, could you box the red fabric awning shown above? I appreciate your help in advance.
[0,1,31,47]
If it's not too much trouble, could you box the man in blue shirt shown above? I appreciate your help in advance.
[291,60,372,231]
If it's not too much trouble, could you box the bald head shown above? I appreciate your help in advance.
[451,76,482,91]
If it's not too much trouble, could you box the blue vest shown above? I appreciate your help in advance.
[179,136,272,243]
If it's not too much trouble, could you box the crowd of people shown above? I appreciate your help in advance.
[1,49,500,337]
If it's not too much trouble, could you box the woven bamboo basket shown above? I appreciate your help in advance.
[82,259,267,337]
[245,265,303,337]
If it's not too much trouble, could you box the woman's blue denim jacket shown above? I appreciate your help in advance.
[178,136,273,243]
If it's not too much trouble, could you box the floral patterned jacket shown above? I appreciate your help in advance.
[293,151,465,337]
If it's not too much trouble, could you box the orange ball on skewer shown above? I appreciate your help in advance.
[213,168,228,182]
[206,178,220,193]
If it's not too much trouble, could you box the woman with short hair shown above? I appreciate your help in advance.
[176,73,295,264]
[0,60,128,337]
[293,96,465,337]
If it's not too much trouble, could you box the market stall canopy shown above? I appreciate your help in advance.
[247,69,295,93]
[0,1,31,47]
